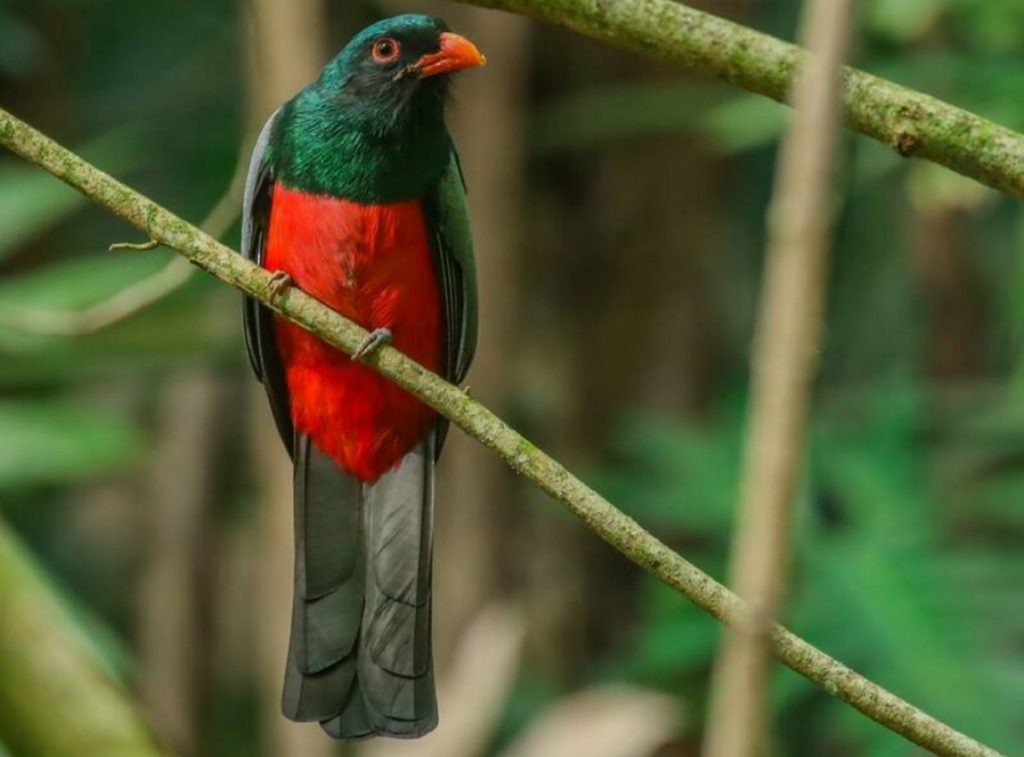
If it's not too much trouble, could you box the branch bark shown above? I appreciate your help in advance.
[704,1,853,755]
[0,108,1004,757]
[450,0,1024,200]
[0,520,164,756]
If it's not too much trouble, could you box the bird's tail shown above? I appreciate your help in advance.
[282,434,438,740]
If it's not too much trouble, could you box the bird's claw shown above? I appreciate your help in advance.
[268,271,293,299]
[352,327,392,361]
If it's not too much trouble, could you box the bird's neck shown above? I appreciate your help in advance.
[271,88,451,204]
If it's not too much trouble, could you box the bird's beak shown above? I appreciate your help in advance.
[416,32,486,77]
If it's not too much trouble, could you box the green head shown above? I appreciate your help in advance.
[271,15,486,203]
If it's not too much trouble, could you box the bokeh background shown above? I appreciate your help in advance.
[2,1,1024,755]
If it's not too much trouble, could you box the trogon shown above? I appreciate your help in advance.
[240,14,483,740]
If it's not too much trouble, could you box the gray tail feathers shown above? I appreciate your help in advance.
[282,434,438,740]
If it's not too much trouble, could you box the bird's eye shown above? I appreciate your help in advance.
[372,38,401,64]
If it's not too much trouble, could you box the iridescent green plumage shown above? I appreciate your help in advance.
[270,15,456,203]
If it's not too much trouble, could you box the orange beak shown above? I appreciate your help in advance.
[416,32,486,77]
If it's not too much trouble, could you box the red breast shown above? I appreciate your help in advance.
[264,183,443,482]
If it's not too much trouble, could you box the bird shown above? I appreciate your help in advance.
[240,14,483,740]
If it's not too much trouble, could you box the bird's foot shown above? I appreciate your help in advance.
[267,271,293,299]
[352,327,392,361]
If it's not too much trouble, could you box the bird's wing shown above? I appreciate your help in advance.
[243,116,367,726]
[424,152,478,449]
[241,108,294,455]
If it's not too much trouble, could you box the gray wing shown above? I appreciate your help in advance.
[242,109,294,455]
[424,152,478,452]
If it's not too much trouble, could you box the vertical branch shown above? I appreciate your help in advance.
[703,2,854,756]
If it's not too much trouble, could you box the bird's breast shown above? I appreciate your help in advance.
[264,183,443,482]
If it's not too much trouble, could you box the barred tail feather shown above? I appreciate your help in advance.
[356,437,437,736]
[282,435,364,723]
[283,434,438,739]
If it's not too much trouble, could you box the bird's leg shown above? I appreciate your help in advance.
[352,327,392,361]
[267,270,293,299]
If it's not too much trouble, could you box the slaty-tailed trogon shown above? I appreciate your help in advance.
[240,14,483,740]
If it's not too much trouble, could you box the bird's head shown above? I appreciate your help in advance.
[318,15,486,136]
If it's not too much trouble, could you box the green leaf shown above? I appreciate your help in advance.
[865,0,942,42]
[0,250,176,310]
[51,581,134,683]
[0,166,91,261]
[530,82,714,156]
[530,85,786,157]
[0,9,46,79]
[0,251,235,388]
[699,94,789,153]
[0,400,142,489]
[907,161,994,213]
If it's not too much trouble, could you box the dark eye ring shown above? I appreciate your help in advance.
[372,38,400,64]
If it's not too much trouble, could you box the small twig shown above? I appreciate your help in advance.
[0,128,253,337]
[0,106,1003,757]
[108,238,160,252]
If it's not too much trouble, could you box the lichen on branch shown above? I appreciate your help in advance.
[0,106,1004,757]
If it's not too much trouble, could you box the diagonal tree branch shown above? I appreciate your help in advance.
[450,0,1024,201]
[0,108,1004,757]
[0,520,165,755]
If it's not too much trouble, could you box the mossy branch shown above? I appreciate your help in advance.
[0,108,1004,757]
[452,0,1024,200]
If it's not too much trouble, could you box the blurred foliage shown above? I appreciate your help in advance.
[597,381,1024,754]
[2,0,1024,755]
[0,399,141,489]
[0,2,243,753]
[530,85,789,156]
